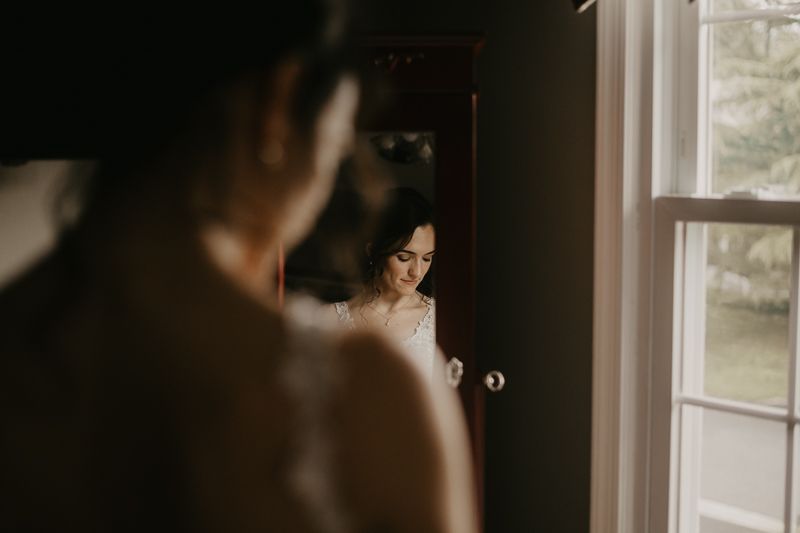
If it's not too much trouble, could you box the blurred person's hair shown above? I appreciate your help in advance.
[55,1,383,236]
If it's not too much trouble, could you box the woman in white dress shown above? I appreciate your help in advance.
[0,4,476,532]
[324,188,438,377]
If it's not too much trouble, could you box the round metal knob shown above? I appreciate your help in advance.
[483,370,506,392]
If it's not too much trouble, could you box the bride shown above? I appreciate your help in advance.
[0,4,476,532]
[323,188,437,377]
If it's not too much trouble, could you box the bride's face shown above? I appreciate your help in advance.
[378,224,436,297]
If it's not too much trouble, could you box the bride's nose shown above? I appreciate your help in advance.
[408,259,420,277]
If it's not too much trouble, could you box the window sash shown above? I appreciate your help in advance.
[651,195,800,533]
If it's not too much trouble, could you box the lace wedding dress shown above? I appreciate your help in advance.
[333,298,436,378]
[282,297,352,533]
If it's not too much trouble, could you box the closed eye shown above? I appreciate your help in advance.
[397,253,434,263]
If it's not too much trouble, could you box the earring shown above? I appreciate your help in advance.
[258,138,284,166]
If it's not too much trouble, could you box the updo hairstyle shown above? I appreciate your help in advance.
[64,1,362,231]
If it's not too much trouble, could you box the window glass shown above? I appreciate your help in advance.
[703,223,792,405]
[693,406,786,532]
[711,18,800,197]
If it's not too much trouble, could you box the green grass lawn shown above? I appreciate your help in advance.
[704,290,790,404]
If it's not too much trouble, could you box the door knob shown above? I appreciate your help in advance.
[445,357,464,388]
[483,370,505,392]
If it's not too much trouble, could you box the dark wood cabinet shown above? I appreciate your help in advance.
[360,35,486,521]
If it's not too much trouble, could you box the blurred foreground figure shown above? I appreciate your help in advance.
[0,4,476,531]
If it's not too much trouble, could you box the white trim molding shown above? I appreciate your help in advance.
[591,0,655,532]
[592,0,625,529]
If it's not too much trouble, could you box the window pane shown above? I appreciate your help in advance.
[711,18,800,197]
[704,223,792,405]
[695,407,786,532]
[713,0,800,15]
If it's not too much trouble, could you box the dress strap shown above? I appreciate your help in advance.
[333,302,356,330]
[423,298,435,325]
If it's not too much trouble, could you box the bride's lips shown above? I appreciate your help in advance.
[402,279,419,285]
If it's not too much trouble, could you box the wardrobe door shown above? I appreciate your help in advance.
[361,35,492,526]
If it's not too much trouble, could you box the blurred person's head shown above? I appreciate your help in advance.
[68,1,371,295]
[364,188,435,300]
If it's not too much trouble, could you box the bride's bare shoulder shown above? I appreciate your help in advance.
[335,332,426,398]
[331,333,437,524]
[314,295,362,329]
[330,332,476,532]
[315,302,341,328]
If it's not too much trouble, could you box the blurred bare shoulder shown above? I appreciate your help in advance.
[331,331,478,533]
[316,301,342,330]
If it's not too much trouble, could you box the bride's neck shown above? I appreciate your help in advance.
[371,283,414,312]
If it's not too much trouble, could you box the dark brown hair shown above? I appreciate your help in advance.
[68,1,362,225]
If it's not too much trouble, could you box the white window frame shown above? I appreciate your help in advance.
[651,197,800,533]
[593,1,800,533]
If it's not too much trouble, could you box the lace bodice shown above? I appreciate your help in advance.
[282,297,351,533]
[333,298,436,378]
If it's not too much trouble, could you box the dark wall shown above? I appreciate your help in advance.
[477,4,595,532]
[363,2,597,532]
[359,0,484,34]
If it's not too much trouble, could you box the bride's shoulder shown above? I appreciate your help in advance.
[316,301,342,328]
[335,332,421,384]
[332,331,433,443]
[286,295,351,331]
[329,330,476,531]
[331,335,431,478]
